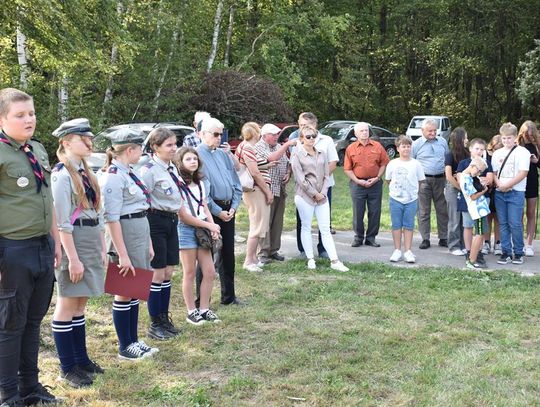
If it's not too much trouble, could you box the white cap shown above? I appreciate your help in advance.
[260,123,281,135]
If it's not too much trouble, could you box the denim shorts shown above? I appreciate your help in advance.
[389,197,417,230]
[177,221,198,250]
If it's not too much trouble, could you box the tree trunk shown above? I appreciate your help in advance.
[152,0,164,83]
[153,17,181,116]
[224,4,235,67]
[16,25,30,89]
[207,0,224,73]
[58,76,69,122]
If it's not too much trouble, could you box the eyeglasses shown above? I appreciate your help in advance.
[206,131,223,138]
[304,134,317,139]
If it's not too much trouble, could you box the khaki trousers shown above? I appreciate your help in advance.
[258,191,287,259]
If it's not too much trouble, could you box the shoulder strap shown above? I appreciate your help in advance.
[181,185,197,217]
[497,145,517,179]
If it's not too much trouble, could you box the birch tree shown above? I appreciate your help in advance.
[224,4,235,67]
[16,25,30,89]
[206,0,224,73]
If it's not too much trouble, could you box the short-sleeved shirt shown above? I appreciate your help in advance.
[139,156,183,212]
[0,134,53,239]
[456,157,493,212]
[236,141,271,185]
[459,173,490,220]
[444,151,462,175]
[254,139,289,197]
[491,145,531,192]
[344,139,389,179]
[99,159,150,222]
[412,136,449,175]
[385,158,425,204]
[51,160,102,233]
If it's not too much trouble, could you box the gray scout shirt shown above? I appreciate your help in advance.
[99,159,150,222]
[139,156,183,212]
[51,160,103,233]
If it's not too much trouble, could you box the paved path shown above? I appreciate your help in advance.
[270,230,540,277]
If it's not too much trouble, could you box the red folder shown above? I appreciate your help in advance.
[104,262,153,301]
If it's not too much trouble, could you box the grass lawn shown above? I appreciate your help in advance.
[39,261,539,406]
[36,167,540,406]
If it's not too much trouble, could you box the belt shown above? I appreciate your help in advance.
[120,211,147,220]
[73,218,100,227]
[214,199,231,207]
[425,173,445,178]
[148,208,178,219]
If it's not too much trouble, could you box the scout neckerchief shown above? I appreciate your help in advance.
[181,182,204,216]
[167,165,184,192]
[127,169,151,204]
[0,131,47,193]
[78,168,98,207]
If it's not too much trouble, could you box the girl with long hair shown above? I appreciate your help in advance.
[50,118,106,387]
[174,147,221,324]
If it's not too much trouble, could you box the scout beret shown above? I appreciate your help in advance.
[104,128,145,145]
[52,118,94,138]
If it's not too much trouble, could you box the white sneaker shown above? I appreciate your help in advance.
[481,241,491,255]
[330,261,349,272]
[450,249,466,256]
[403,250,416,263]
[389,249,402,262]
[525,245,534,257]
[307,259,316,270]
[243,263,262,272]
[493,242,502,255]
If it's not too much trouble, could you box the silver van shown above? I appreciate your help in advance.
[405,115,451,141]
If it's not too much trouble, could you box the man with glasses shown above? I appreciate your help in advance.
[289,112,338,258]
[196,118,242,305]
[344,122,389,247]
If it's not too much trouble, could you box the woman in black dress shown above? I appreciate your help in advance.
[517,121,540,256]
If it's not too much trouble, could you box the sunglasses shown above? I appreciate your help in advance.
[206,131,223,138]
[304,134,317,140]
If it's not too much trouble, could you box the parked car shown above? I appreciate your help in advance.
[88,122,194,172]
[277,124,299,144]
[318,120,399,165]
[405,115,451,141]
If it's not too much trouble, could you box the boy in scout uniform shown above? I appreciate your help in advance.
[0,88,61,406]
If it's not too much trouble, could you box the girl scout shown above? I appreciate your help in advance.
[51,118,106,388]
[99,128,157,360]
[139,128,182,340]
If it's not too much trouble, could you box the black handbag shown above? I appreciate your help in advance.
[182,184,222,251]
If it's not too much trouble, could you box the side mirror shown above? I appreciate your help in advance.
[350,136,357,142]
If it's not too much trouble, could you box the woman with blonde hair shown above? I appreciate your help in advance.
[235,122,273,272]
[291,125,349,272]
[50,118,106,387]
[516,120,540,256]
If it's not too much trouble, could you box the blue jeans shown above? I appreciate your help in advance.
[494,190,525,256]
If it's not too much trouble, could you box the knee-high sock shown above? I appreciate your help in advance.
[147,282,162,317]
[52,320,75,373]
[130,299,140,343]
[112,300,131,351]
[160,280,171,314]
[72,315,91,365]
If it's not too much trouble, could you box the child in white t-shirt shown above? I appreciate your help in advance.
[491,122,530,264]
[385,135,425,263]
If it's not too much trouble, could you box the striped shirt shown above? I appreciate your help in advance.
[236,141,271,185]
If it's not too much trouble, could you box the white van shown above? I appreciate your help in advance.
[405,115,451,141]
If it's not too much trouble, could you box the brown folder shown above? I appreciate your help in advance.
[104,262,153,301]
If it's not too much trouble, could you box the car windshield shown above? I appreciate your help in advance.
[410,118,440,129]
[319,126,350,140]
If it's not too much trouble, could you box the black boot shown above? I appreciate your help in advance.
[476,252,486,266]
[159,313,181,336]
[147,316,175,340]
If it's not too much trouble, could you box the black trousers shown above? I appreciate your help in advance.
[296,186,332,255]
[350,180,383,242]
[196,203,236,306]
[0,235,55,402]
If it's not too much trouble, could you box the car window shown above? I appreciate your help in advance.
[320,126,350,140]
[442,118,449,131]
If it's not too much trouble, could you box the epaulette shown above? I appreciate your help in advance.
[52,163,64,172]
[30,137,42,143]
[108,166,118,174]
[144,162,154,169]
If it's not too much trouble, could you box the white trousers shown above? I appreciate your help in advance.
[294,195,338,261]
